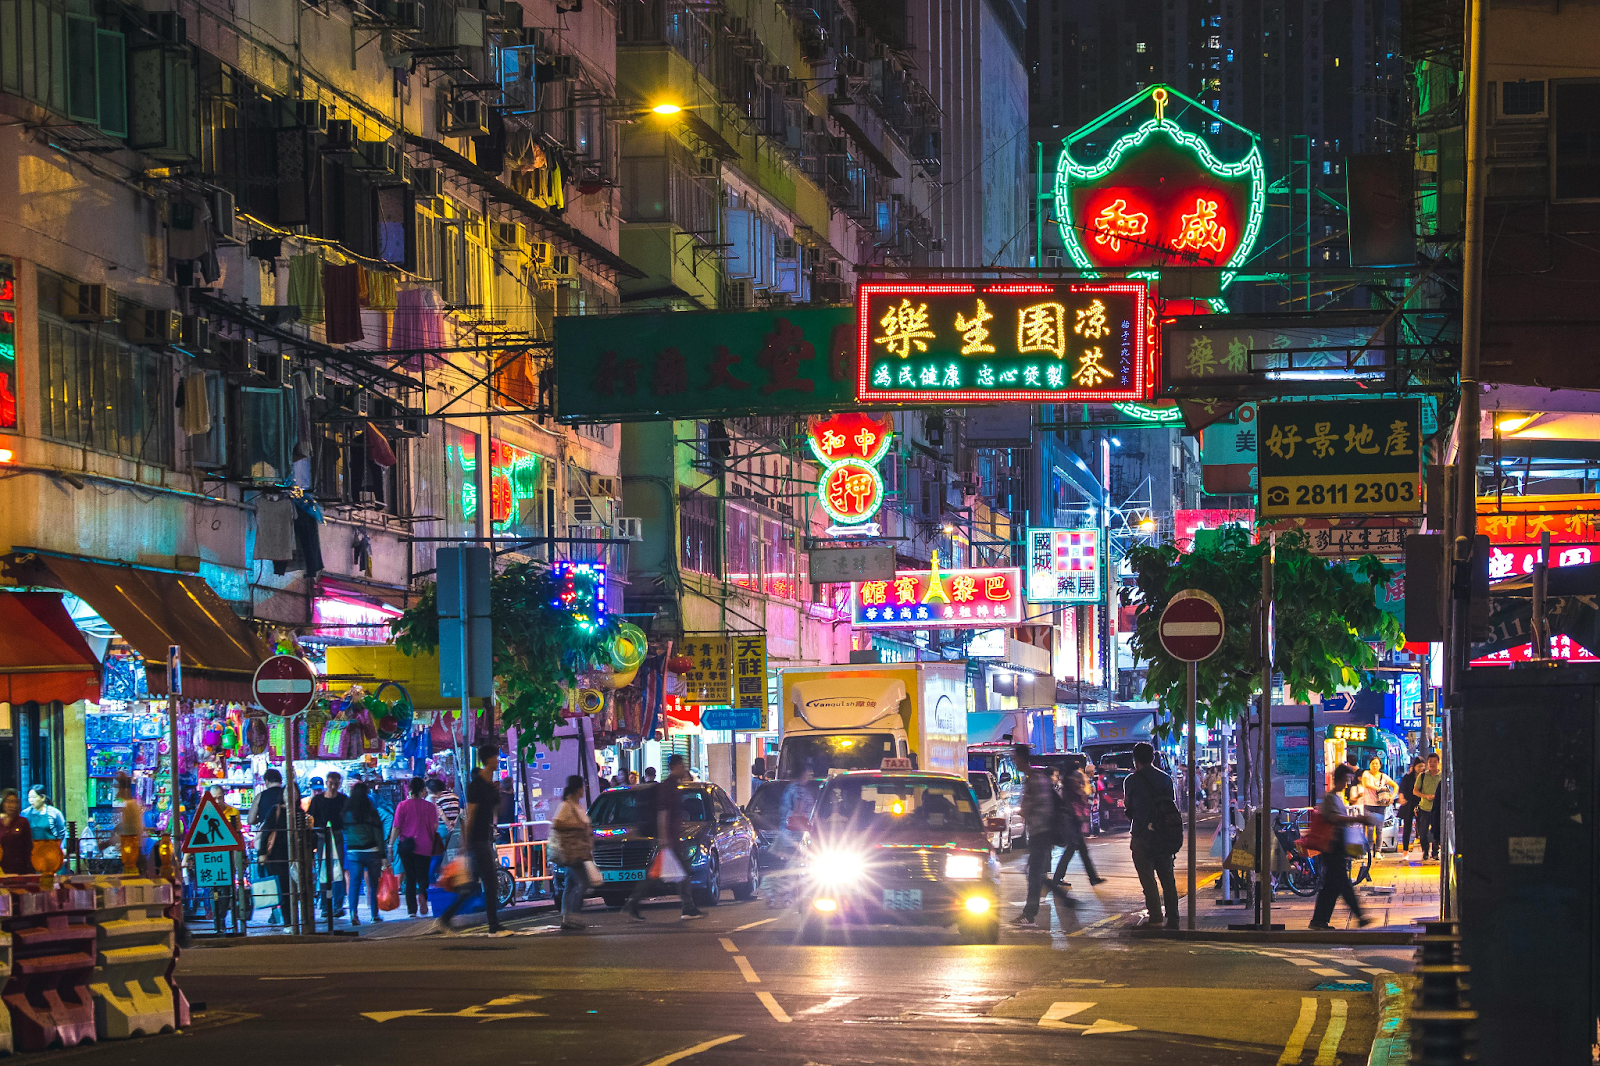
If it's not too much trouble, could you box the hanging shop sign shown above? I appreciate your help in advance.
[850,552,1025,629]
[1025,527,1101,604]
[1200,402,1258,494]
[1257,399,1424,519]
[807,412,893,528]
[1172,509,1255,552]
[489,440,541,534]
[1053,85,1265,288]
[551,562,607,634]
[1478,494,1600,546]
[1161,312,1394,397]
[674,633,768,710]
[730,633,767,712]
[554,307,861,423]
[855,281,1151,403]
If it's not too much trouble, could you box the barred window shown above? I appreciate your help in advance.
[37,316,173,466]
[679,489,721,576]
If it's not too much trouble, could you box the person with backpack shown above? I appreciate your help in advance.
[341,781,387,925]
[1124,742,1181,929]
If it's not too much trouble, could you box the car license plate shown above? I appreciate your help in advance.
[601,870,645,882]
[882,888,922,911]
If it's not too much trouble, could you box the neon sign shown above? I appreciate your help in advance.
[551,561,607,633]
[808,412,892,527]
[856,281,1151,403]
[850,551,1025,629]
[0,259,14,432]
[1053,85,1265,292]
[1025,528,1101,604]
[489,439,541,532]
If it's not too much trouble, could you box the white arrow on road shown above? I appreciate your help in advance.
[1038,1001,1138,1036]
[363,994,544,1023]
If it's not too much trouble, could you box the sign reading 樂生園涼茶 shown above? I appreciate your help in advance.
[1256,399,1424,519]
[851,559,1025,629]
[855,281,1151,403]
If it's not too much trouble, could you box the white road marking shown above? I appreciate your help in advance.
[1359,967,1393,975]
[1039,1001,1095,1029]
[1286,959,1319,966]
[260,976,325,980]
[1313,999,1348,1066]
[641,1034,744,1066]
[1082,1018,1139,1035]
[362,994,545,1024]
[733,955,760,983]
[756,992,792,1023]
[718,938,738,953]
[733,917,780,932]
[1277,997,1319,1064]
[1309,968,1349,978]
[796,996,857,1017]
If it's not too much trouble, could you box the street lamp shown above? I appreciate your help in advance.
[649,102,683,115]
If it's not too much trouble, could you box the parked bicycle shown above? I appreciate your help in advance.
[1273,811,1324,897]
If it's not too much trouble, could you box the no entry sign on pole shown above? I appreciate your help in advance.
[1159,589,1226,662]
[252,655,318,717]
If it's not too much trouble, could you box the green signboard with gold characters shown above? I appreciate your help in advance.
[1256,399,1423,519]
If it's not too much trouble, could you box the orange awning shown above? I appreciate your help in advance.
[0,593,100,705]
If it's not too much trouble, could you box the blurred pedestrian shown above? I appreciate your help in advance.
[437,744,510,936]
[342,781,387,925]
[390,776,441,918]
[0,790,33,875]
[251,769,290,924]
[552,775,593,931]
[308,771,347,919]
[1125,742,1180,929]
[1012,745,1066,925]
[1051,764,1104,890]
[625,754,703,922]
[1309,764,1375,929]
[1414,753,1442,861]
[1397,756,1424,853]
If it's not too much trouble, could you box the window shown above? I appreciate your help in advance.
[1500,79,1546,117]
[37,315,173,466]
[680,489,721,576]
[1554,81,1600,199]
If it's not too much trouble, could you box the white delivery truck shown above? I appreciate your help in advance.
[776,663,969,778]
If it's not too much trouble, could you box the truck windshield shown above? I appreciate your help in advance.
[779,734,898,778]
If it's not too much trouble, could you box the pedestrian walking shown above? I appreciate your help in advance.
[1397,756,1424,853]
[0,790,33,876]
[437,744,510,936]
[1358,757,1397,864]
[625,754,704,922]
[250,768,291,924]
[1308,764,1376,929]
[342,781,387,925]
[1011,744,1067,925]
[1124,742,1181,929]
[551,775,594,931]
[389,776,441,918]
[25,787,65,841]
[1051,764,1105,889]
[1414,753,1443,861]
[426,777,461,831]
[307,771,347,918]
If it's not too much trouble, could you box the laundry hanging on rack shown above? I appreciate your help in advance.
[358,267,398,310]
[168,192,220,284]
[287,253,325,325]
[180,371,212,436]
[255,496,297,562]
[392,287,446,353]
[323,262,364,344]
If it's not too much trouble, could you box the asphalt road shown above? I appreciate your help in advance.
[77,834,1411,1066]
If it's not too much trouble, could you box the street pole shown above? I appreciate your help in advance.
[1186,660,1198,930]
[167,645,181,881]
[1258,535,1275,930]
[1102,440,1114,713]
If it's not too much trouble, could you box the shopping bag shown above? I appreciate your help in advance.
[1300,809,1335,854]
[1344,822,1368,859]
[377,867,401,911]
[648,847,687,883]
[436,855,472,891]
[250,874,280,911]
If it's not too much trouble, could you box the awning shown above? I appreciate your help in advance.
[3,551,271,702]
[0,593,100,705]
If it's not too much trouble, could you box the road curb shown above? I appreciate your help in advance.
[1118,928,1418,945]
[186,901,559,947]
[1367,972,1414,1066]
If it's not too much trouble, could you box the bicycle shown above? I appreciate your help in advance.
[1273,814,1324,897]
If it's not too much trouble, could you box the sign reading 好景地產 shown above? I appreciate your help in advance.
[1257,399,1424,519]
[856,281,1151,403]
[851,553,1024,629]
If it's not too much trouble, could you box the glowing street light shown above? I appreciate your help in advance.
[649,102,683,115]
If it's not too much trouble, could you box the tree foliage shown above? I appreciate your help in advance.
[390,561,619,751]
[1121,528,1402,731]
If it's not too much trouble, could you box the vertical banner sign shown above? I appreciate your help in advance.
[0,258,15,431]
[1257,399,1424,519]
[680,633,731,705]
[437,546,494,699]
[730,634,767,711]
[1025,528,1102,604]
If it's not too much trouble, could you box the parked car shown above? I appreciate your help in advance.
[967,771,1021,851]
[745,779,824,871]
[967,743,1025,840]
[795,770,1000,944]
[588,783,760,908]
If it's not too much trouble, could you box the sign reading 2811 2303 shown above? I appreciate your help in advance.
[1256,399,1423,519]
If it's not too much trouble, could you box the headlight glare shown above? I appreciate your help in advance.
[944,853,984,880]
[812,851,866,883]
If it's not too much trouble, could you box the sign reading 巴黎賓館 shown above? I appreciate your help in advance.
[1257,399,1424,519]
[851,556,1025,629]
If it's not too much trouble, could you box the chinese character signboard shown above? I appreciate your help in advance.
[1200,402,1259,494]
[488,440,541,534]
[1173,509,1256,551]
[1478,493,1600,581]
[856,281,1151,402]
[679,633,731,705]
[554,308,859,422]
[729,634,767,711]
[852,555,1024,629]
[807,412,893,527]
[1257,399,1423,519]
[0,258,14,431]
[1161,313,1393,396]
[1026,528,1101,604]
[1053,86,1265,291]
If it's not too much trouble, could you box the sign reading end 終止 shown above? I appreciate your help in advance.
[1257,399,1423,519]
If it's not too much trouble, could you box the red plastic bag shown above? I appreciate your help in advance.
[436,856,471,891]
[377,867,400,911]
[648,847,687,883]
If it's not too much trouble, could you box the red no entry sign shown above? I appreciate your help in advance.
[1159,590,1226,662]
[252,655,318,716]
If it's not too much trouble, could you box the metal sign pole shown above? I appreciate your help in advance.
[167,644,182,881]
[1187,659,1198,931]
[1258,538,1275,931]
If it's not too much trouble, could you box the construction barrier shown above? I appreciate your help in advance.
[70,878,176,1039]
[163,891,190,1030]
[0,894,16,1054]
[1,881,97,1051]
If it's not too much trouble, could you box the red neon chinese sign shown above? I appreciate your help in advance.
[807,412,892,526]
[851,554,1025,629]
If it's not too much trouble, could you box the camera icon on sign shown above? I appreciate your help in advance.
[1265,486,1290,506]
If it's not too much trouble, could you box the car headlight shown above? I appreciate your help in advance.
[944,853,984,880]
[811,851,866,883]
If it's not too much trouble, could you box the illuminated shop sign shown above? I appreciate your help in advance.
[850,552,1025,629]
[855,281,1150,403]
[0,258,15,432]
[489,439,541,532]
[1025,528,1101,604]
[551,561,607,633]
[806,412,892,527]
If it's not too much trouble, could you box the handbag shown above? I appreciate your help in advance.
[1300,809,1335,854]
[1344,822,1368,858]
[396,836,417,856]
[648,847,687,883]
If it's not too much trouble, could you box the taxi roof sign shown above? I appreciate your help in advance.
[182,791,246,853]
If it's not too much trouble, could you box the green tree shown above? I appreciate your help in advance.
[1121,528,1402,731]
[390,561,619,751]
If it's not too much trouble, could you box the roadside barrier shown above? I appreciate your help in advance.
[70,877,176,1038]
[1410,919,1476,1065]
[1,881,97,1050]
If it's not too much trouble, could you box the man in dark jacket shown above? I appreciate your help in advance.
[1396,756,1423,853]
[306,772,347,918]
[1012,745,1067,926]
[625,754,704,922]
[250,768,291,925]
[1124,742,1180,929]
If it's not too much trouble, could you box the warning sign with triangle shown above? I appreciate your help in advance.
[182,792,246,853]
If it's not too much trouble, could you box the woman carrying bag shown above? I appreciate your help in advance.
[551,776,597,931]
[342,782,387,925]
[389,776,442,918]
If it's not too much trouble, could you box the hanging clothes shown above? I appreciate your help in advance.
[287,254,325,325]
[364,422,397,468]
[291,372,314,460]
[292,496,325,578]
[322,262,364,344]
[168,193,220,283]
[392,287,445,353]
[366,270,398,311]
[255,496,297,562]
[180,372,212,435]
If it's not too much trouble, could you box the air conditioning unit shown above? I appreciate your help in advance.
[441,98,488,137]
[411,167,443,199]
[179,315,210,352]
[216,337,262,376]
[400,409,432,437]
[354,389,372,416]
[782,78,806,98]
[816,279,847,304]
[492,221,528,251]
[725,279,753,309]
[63,283,116,322]
[295,99,328,132]
[265,347,292,386]
[323,118,356,152]
[613,516,643,542]
[571,496,596,523]
[126,309,180,347]
[516,27,546,51]
[775,237,799,259]
[309,364,326,397]
[353,139,397,174]
[588,474,618,498]
[550,253,574,279]
[547,54,577,80]
[389,0,425,29]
